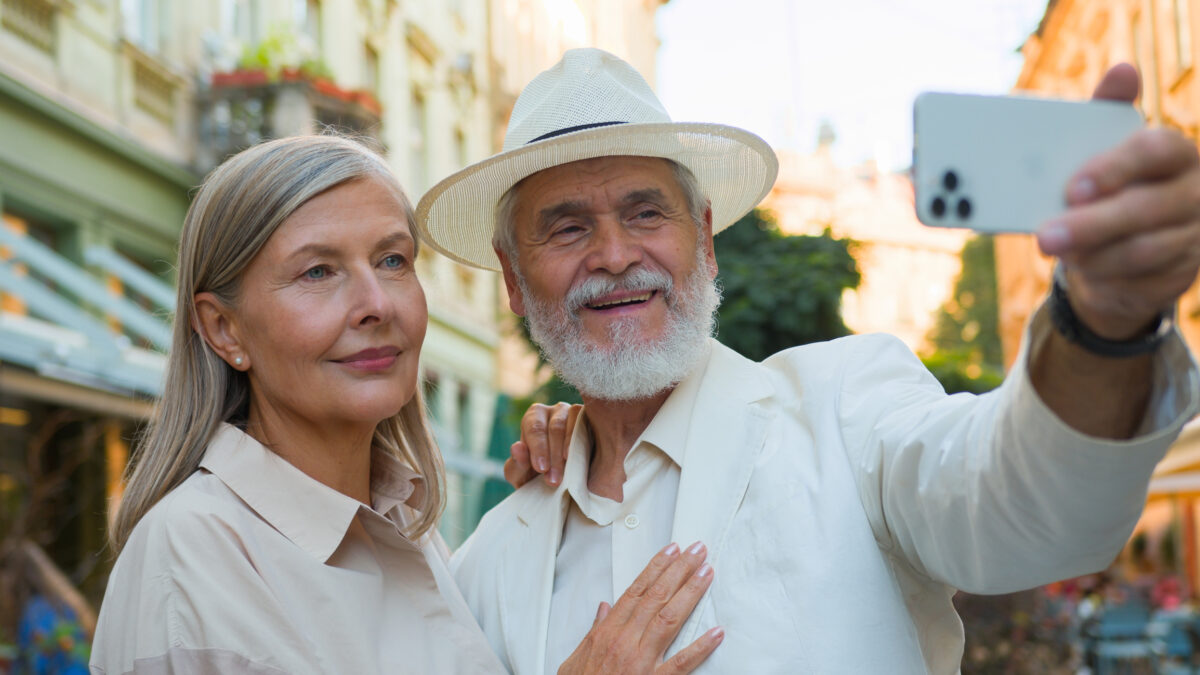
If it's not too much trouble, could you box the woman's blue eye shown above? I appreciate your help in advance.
[305,266,328,280]
[383,254,404,268]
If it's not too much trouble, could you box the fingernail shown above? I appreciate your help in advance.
[548,469,561,485]
[686,541,705,556]
[1038,223,1071,254]
[1068,177,1097,203]
[696,563,713,578]
[662,542,680,556]
[707,627,725,641]
[534,457,547,472]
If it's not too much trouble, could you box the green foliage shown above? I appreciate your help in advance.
[713,209,861,362]
[237,25,331,80]
[921,349,1004,395]
[922,235,1004,394]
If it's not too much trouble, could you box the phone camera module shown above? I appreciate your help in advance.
[930,196,947,218]
[942,170,959,191]
[956,198,972,219]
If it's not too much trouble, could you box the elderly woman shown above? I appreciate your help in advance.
[89,136,719,674]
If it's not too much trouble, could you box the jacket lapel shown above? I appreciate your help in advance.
[504,474,572,674]
[669,341,774,647]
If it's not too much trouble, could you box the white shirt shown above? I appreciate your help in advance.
[90,424,505,675]
[543,347,709,673]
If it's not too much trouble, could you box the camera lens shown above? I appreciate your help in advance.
[931,196,946,218]
[956,198,972,219]
[942,170,959,191]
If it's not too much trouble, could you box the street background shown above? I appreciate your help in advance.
[2,0,1200,671]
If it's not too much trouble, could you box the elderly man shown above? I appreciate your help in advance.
[417,48,1200,673]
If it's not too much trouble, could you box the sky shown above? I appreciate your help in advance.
[656,0,1052,172]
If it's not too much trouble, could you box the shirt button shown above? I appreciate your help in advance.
[624,514,640,529]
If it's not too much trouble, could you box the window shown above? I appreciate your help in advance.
[364,44,379,94]
[121,0,162,53]
[422,369,440,418]
[456,383,472,455]
[220,0,260,45]
[2,0,59,54]
[293,0,320,51]
[454,127,467,169]
[1174,0,1194,75]
[1133,12,1159,120]
[410,90,428,193]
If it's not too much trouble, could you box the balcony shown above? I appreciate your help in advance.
[196,69,383,175]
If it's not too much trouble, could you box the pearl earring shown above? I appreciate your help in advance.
[234,356,243,366]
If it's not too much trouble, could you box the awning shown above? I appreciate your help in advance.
[0,223,170,399]
[1149,419,1200,498]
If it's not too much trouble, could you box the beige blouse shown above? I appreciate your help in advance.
[90,424,505,674]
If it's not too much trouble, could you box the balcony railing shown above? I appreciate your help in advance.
[196,71,383,175]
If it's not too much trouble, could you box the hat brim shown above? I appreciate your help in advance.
[414,122,779,271]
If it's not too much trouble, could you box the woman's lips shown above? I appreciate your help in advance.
[335,347,400,371]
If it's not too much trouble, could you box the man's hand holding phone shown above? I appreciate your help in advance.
[1037,63,1200,342]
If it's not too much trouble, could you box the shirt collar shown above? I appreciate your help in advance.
[199,423,421,563]
[637,340,713,467]
[560,340,715,518]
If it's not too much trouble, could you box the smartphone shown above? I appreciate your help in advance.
[912,92,1144,233]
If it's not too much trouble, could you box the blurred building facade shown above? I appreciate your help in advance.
[0,0,667,635]
[1000,0,1200,597]
[762,137,971,354]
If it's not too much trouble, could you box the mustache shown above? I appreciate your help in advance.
[564,266,674,312]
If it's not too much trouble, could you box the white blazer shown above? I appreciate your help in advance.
[453,317,1198,674]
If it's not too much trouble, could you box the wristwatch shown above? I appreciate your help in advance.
[1048,267,1173,357]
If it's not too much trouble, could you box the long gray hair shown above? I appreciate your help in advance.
[111,135,445,550]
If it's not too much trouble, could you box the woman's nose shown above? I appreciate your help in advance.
[350,271,392,326]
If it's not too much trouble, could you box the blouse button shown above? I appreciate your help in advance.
[624,513,640,529]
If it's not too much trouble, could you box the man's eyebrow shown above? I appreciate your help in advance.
[533,188,673,235]
[618,188,669,207]
[535,200,589,235]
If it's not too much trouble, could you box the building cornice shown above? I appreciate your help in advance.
[0,67,197,190]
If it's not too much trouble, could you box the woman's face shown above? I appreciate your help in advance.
[223,175,427,431]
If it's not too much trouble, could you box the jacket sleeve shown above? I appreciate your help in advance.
[837,302,1199,594]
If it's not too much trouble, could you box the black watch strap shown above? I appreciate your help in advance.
[1048,272,1172,357]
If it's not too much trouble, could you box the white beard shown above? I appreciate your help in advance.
[518,247,721,402]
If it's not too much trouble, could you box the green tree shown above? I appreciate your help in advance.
[922,235,1004,394]
[713,209,860,361]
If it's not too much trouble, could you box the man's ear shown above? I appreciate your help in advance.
[701,204,718,279]
[193,292,250,370]
[495,247,527,317]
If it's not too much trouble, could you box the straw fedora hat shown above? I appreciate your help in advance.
[414,47,779,271]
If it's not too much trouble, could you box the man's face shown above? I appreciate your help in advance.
[499,156,720,401]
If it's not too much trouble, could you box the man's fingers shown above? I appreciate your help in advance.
[655,627,725,675]
[544,402,573,486]
[1040,155,1200,255]
[1091,62,1140,103]
[503,451,536,489]
[520,404,552,474]
[1063,129,1199,211]
[627,543,708,633]
[608,543,683,625]
[1064,218,1200,281]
